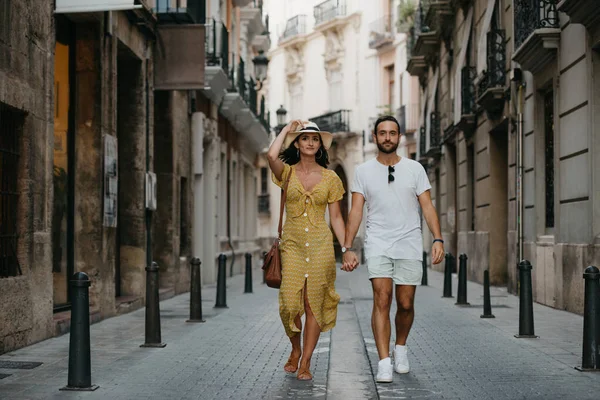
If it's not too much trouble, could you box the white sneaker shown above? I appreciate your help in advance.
[376,357,393,383]
[393,345,410,374]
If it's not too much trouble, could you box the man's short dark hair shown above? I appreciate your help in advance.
[373,115,401,135]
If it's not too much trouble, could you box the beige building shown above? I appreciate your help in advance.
[407,0,600,314]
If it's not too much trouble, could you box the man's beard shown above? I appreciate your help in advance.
[376,141,399,154]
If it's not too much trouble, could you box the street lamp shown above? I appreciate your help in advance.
[276,105,287,134]
[252,50,270,90]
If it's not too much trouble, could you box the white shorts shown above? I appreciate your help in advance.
[366,256,422,286]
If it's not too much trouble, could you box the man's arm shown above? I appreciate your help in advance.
[418,190,445,264]
[341,192,365,270]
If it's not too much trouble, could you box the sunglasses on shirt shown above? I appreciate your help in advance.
[388,166,395,184]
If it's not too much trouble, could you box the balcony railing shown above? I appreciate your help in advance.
[429,111,441,151]
[314,0,346,26]
[461,66,476,116]
[280,15,307,41]
[515,0,559,49]
[478,30,506,95]
[258,193,270,214]
[154,0,205,24]
[414,0,431,36]
[419,126,426,158]
[206,19,229,73]
[369,15,394,49]
[310,110,351,133]
[259,96,270,132]
[396,103,420,134]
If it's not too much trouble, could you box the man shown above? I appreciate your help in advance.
[341,115,444,383]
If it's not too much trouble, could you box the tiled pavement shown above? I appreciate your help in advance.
[1,264,599,399]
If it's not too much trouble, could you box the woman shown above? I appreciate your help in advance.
[266,120,346,381]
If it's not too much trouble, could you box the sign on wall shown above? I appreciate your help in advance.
[55,0,142,13]
[103,135,118,228]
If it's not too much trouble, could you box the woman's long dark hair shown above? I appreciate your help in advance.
[279,136,330,168]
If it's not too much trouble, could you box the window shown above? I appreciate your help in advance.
[544,90,555,229]
[258,167,269,214]
[179,177,189,255]
[328,69,342,111]
[290,81,303,120]
[386,64,395,106]
[0,103,23,278]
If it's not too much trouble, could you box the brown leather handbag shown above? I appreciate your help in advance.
[262,173,290,289]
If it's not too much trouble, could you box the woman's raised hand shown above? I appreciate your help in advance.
[280,120,305,135]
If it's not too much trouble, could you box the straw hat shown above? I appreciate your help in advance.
[283,121,333,150]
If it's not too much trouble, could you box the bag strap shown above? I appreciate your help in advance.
[277,171,291,238]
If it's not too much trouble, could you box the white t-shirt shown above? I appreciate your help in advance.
[352,157,432,261]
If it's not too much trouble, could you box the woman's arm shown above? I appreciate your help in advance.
[328,201,346,247]
[266,120,303,181]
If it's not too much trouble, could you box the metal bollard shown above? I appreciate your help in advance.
[421,251,428,286]
[456,254,470,306]
[442,253,453,298]
[187,258,205,323]
[141,262,166,348]
[576,266,600,371]
[60,272,99,391]
[515,260,538,338]
[244,253,253,293]
[481,270,495,318]
[215,254,228,308]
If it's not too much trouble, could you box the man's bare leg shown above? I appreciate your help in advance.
[371,278,394,359]
[394,285,416,345]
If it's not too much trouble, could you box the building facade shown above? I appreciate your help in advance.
[258,0,422,255]
[0,0,270,355]
[407,0,600,314]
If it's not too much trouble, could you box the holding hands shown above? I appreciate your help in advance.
[341,251,359,272]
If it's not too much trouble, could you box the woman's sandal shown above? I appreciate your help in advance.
[297,367,313,381]
[284,353,301,373]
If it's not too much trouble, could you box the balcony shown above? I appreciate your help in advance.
[558,0,600,33]
[369,15,394,49]
[412,1,439,59]
[396,103,420,135]
[426,111,441,157]
[202,19,230,104]
[406,29,427,78]
[279,15,307,44]
[250,1,270,53]
[513,0,560,74]
[154,0,205,24]
[425,0,454,42]
[314,0,347,28]
[477,30,507,118]
[457,66,477,138]
[241,0,267,38]
[258,193,270,215]
[310,110,352,133]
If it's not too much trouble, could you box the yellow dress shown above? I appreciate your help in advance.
[272,164,345,337]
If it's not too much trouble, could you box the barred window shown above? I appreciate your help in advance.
[0,103,24,278]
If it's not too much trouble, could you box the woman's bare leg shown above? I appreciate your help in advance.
[284,313,303,373]
[298,282,320,379]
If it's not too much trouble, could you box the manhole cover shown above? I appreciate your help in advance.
[0,373,10,379]
[0,361,43,370]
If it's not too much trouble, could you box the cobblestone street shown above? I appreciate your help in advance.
[1,266,599,399]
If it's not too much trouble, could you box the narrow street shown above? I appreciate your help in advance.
[1,266,598,400]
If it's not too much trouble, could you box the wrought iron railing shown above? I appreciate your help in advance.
[258,194,270,214]
[154,0,206,24]
[259,97,270,132]
[369,15,394,48]
[461,66,477,115]
[314,0,346,26]
[237,57,247,98]
[478,30,507,95]
[396,103,420,133]
[407,26,416,58]
[419,126,426,157]
[514,0,559,49]
[206,19,229,74]
[280,15,307,41]
[429,111,441,150]
[0,103,22,278]
[310,110,351,133]
[414,0,431,36]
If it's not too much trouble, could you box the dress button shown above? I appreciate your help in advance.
[305,243,309,247]
[306,199,309,203]
[306,258,310,262]
[304,213,308,217]
[305,228,309,232]
[305,274,309,278]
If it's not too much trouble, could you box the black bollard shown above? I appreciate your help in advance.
[244,253,253,293]
[442,253,453,298]
[215,254,228,308]
[515,260,538,338]
[60,272,99,391]
[576,266,600,371]
[187,258,205,323]
[141,262,166,348]
[456,254,470,306]
[421,251,428,286]
[481,270,495,318]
